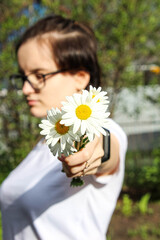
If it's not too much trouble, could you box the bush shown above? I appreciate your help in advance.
[124,148,160,200]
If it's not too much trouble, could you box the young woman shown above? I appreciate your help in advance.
[0,15,127,240]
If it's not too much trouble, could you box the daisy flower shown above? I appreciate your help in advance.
[39,107,81,151]
[60,89,110,139]
[89,85,109,105]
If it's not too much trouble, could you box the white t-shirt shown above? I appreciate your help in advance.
[0,119,127,240]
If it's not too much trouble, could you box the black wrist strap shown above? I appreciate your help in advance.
[101,129,110,163]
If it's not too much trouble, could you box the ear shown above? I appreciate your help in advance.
[74,71,90,91]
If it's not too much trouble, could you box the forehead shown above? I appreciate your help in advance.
[17,38,57,72]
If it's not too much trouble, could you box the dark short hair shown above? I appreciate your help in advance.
[16,15,101,88]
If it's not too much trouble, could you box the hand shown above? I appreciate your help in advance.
[58,135,104,178]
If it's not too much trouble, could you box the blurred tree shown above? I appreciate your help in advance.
[1,0,160,107]
[0,0,42,171]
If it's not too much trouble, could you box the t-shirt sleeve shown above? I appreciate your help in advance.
[92,119,128,185]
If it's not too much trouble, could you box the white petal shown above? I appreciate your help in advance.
[62,104,74,111]
[81,120,87,135]
[50,137,60,147]
[73,93,81,106]
[40,120,53,127]
[81,90,89,104]
[97,86,102,92]
[60,118,74,126]
[61,136,67,148]
[46,137,53,146]
[86,132,94,141]
[61,112,74,119]
[47,114,57,123]
[39,124,51,130]
[85,120,95,133]
[50,108,57,115]
[66,96,77,107]
[73,119,81,134]
[40,129,50,135]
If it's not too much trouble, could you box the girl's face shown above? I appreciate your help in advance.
[17,38,89,118]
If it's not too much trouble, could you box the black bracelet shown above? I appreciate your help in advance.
[101,129,110,163]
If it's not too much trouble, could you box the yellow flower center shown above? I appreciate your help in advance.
[92,94,100,102]
[75,104,92,120]
[55,120,69,135]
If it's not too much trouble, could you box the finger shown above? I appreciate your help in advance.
[82,137,104,167]
[83,168,98,176]
[68,171,84,178]
[62,161,86,177]
[63,157,102,178]
[82,134,104,164]
[67,157,101,178]
[62,162,70,176]
[67,162,86,175]
[83,158,101,176]
[70,167,98,178]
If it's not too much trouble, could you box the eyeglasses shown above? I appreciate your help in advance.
[10,69,70,91]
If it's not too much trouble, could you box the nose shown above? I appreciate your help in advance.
[22,81,35,95]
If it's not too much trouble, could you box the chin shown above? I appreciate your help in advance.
[30,107,47,118]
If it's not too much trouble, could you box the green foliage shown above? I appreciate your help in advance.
[121,194,133,217]
[124,148,160,199]
[118,193,153,217]
[106,235,112,240]
[136,193,152,215]
[0,89,40,182]
[70,177,84,187]
[140,149,160,187]
[128,224,160,240]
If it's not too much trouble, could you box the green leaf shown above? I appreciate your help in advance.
[70,177,84,187]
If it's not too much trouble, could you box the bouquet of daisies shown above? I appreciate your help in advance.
[39,86,110,187]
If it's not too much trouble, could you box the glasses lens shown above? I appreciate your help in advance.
[28,73,44,90]
[10,73,45,90]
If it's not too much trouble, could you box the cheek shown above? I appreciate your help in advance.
[41,79,77,109]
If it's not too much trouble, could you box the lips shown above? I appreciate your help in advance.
[27,99,38,106]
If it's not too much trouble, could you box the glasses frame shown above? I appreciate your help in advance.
[10,68,70,91]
